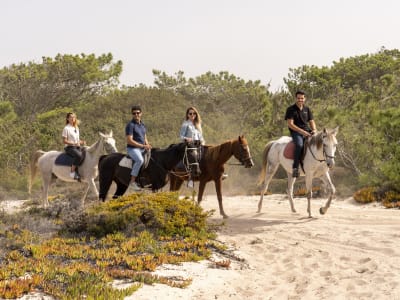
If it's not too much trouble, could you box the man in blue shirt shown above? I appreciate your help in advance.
[284,91,317,178]
[125,105,152,191]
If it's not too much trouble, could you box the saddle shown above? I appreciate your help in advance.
[118,149,151,170]
[55,148,86,166]
[283,140,309,163]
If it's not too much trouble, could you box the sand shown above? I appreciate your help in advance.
[131,194,400,300]
[2,194,400,300]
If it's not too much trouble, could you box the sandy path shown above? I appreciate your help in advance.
[132,194,400,300]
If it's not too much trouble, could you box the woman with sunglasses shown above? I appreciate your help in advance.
[179,107,227,182]
[179,107,205,145]
[62,112,86,180]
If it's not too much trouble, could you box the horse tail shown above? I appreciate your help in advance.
[28,150,46,195]
[257,141,274,185]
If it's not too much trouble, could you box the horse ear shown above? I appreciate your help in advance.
[323,128,327,134]
[99,132,105,138]
[332,126,339,136]
[109,130,113,137]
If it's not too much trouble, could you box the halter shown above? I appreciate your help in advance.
[103,138,117,154]
[307,135,335,164]
[228,140,253,166]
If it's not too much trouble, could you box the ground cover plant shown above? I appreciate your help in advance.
[0,192,221,299]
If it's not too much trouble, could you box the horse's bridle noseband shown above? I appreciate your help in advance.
[308,136,335,164]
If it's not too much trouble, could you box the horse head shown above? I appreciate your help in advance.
[99,131,118,154]
[184,140,202,177]
[234,135,254,168]
[313,127,339,169]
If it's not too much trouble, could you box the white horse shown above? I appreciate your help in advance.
[29,131,117,207]
[257,127,339,218]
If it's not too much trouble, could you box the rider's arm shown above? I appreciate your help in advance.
[309,120,317,133]
[287,119,310,136]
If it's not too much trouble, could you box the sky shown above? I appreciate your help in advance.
[1,0,400,91]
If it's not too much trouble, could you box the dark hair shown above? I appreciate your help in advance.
[131,105,142,112]
[295,90,306,97]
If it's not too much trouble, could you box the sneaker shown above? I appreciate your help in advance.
[187,180,194,188]
[222,173,228,180]
[128,182,142,192]
[292,168,299,178]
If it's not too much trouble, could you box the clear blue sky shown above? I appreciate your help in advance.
[1,0,399,91]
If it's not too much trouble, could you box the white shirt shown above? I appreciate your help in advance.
[62,124,80,145]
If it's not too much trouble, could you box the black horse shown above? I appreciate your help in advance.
[98,141,201,201]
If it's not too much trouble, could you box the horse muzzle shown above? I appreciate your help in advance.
[191,163,201,177]
[244,158,254,168]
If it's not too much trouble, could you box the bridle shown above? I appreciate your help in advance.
[228,140,253,166]
[103,138,117,154]
[307,135,335,164]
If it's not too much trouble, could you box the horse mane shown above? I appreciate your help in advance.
[205,140,233,163]
[309,132,324,150]
[86,139,101,153]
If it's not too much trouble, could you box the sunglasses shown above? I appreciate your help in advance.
[188,112,196,116]
[132,111,141,115]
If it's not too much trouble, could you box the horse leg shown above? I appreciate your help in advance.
[286,173,297,213]
[79,179,97,205]
[41,175,51,208]
[305,174,313,218]
[257,163,279,213]
[319,172,336,215]
[214,179,228,219]
[197,180,207,205]
[113,178,128,199]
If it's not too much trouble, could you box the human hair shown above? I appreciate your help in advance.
[131,105,142,113]
[295,90,306,97]
[185,106,202,133]
[65,112,80,127]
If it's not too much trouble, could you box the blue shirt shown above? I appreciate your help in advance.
[125,119,146,148]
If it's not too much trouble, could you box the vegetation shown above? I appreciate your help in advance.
[0,192,222,299]
[1,48,400,198]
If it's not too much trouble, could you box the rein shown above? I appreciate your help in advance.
[307,138,335,163]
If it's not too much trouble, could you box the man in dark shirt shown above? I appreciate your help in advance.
[125,105,152,191]
[284,90,317,177]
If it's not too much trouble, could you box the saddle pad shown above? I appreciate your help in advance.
[119,156,133,169]
[54,153,74,166]
[283,141,295,160]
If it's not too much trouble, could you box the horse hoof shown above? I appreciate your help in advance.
[222,214,229,219]
[319,207,325,215]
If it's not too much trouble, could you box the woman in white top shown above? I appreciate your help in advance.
[62,112,85,180]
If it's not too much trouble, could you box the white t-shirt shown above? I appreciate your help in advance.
[62,124,80,145]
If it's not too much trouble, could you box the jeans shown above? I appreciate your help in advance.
[291,132,304,169]
[65,146,82,166]
[127,147,144,177]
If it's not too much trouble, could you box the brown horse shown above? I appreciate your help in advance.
[169,135,254,218]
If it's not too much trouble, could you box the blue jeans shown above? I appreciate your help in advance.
[291,132,304,169]
[127,147,144,177]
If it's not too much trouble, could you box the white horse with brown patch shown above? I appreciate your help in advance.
[29,131,117,207]
[257,127,339,217]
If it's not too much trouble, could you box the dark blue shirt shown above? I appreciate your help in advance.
[125,119,146,148]
[285,104,314,133]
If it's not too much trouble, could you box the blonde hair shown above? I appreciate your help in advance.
[65,112,80,128]
[185,107,202,133]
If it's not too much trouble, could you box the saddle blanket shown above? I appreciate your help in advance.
[54,153,74,166]
[119,157,133,169]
